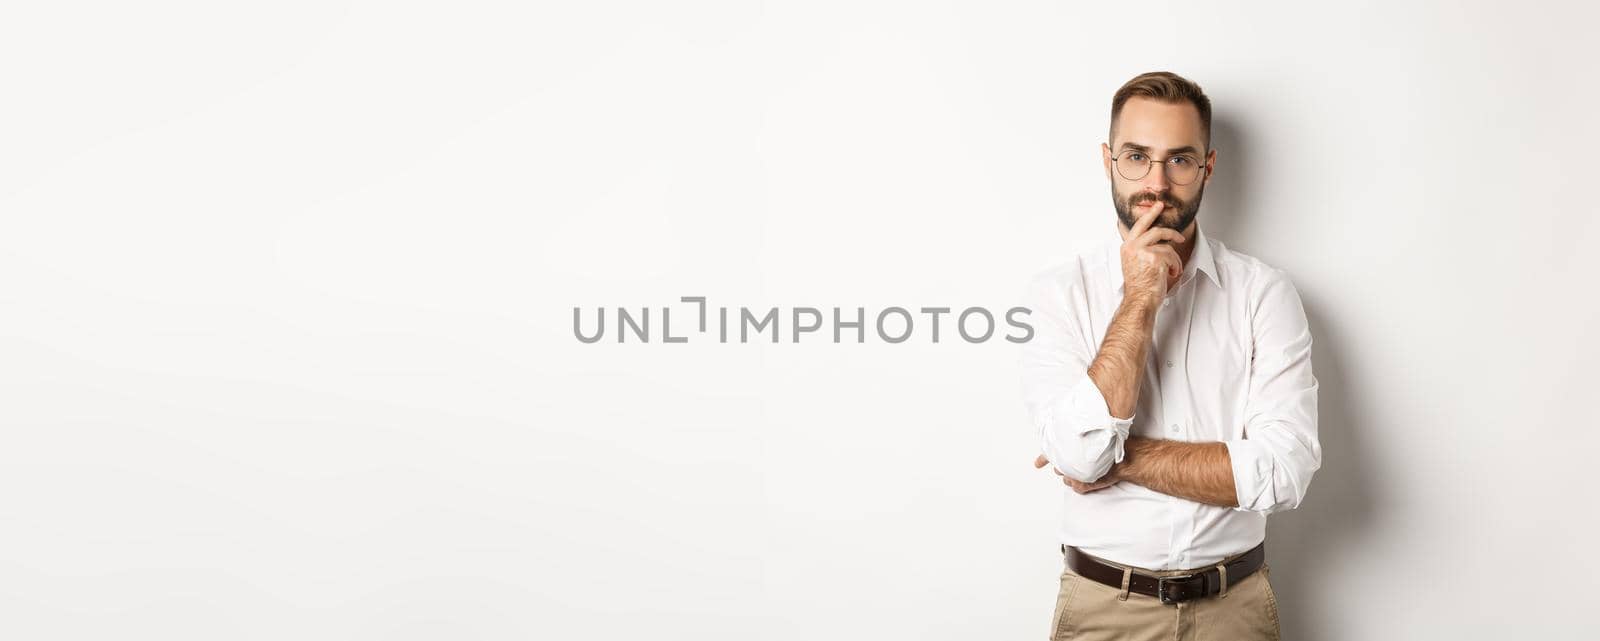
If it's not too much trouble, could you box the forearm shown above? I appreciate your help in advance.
[1114,437,1239,507]
[1087,292,1160,419]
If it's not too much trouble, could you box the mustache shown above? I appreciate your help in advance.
[1129,192,1184,209]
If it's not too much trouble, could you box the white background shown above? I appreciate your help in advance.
[3,1,1597,639]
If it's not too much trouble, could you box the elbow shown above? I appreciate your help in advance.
[1228,434,1321,514]
[1233,475,1308,514]
[1032,379,1134,484]
[1056,451,1116,484]
[1260,473,1311,514]
[1273,436,1323,512]
[1041,424,1126,483]
[1263,467,1316,514]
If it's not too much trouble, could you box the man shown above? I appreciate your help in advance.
[1020,71,1319,641]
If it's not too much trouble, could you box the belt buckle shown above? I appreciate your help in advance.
[1157,574,1197,605]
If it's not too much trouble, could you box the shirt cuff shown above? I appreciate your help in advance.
[1050,375,1135,463]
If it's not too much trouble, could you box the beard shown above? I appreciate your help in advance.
[1113,185,1204,232]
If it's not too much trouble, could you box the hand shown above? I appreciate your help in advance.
[1120,202,1185,301]
[1033,453,1119,494]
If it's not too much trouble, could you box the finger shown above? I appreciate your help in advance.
[1128,201,1164,237]
[1150,244,1182,277]
[1137,227,1185,248]
[1150,244,1180,266]
[1034,454,1048,468]
[1080,479,1115,493]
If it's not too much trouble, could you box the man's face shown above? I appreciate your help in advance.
[1103,97,1216,234]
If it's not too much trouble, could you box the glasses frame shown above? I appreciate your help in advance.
[1109,147,1211,186]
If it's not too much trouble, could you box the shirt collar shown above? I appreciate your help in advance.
[1109,223,1222,294]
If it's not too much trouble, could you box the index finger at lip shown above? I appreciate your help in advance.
[1129,202,1163,237]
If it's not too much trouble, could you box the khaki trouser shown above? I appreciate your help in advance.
[1049,546,1281,641]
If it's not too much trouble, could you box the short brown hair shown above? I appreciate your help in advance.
[1110,71,1212,148]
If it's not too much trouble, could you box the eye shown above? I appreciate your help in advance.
[1126,152,1147,162]
[1169,155,1195,167]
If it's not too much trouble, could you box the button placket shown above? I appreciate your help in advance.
[1161,284,1193,441]
[1147,295,1178,436]
[1151,282,1190,570]
[1163,274,1202,569]
[1177,274,1207,568]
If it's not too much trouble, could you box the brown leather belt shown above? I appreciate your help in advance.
[1062,541,1265,605]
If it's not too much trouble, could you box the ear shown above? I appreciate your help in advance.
[1201,148,1217,186]
[1102,142,1114,181]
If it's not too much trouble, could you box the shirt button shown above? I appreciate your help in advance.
[1165,360,1174,368]
[1162,298,1171,307]
[1170,423,1180,433]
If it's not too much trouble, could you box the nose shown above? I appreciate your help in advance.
[1142,161,1170,191]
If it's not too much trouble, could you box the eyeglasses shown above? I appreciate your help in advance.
[1110,148,1208,185]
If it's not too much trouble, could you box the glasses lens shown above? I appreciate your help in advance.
[1166,156,1201,185]
[1115,152,1150,181]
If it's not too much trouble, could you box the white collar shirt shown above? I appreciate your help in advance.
[1019,224,1321,570]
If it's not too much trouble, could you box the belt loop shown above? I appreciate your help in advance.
[1216,563,1229,599]
[1117,567,1132,602]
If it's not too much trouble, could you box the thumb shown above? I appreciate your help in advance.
[1033,453,1048,468]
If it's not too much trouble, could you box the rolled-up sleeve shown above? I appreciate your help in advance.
[1225,268,1321,513]
[1019,272,1133,483]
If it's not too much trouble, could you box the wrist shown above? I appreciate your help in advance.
[1120,289,1162,318]
[1115,438,1146,483]
[1107,461,1135,485]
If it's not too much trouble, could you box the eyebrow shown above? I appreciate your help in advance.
[1117,143,1202,156]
